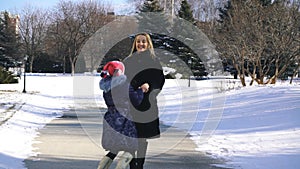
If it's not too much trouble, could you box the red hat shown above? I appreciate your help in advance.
[101,61,125,78]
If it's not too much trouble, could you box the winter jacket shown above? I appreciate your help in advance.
[99,75,144,152]
[123,51,165,139]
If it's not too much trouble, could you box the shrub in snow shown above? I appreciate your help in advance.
[0,67,18,84]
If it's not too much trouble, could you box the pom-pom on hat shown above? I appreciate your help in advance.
[101,61,125,78]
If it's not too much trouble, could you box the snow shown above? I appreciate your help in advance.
[190,85,300,169]
[0,74,300,169]
[0,75,72,169]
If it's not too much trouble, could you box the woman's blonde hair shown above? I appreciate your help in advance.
[128,32,156,58]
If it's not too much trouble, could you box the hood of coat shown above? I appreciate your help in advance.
[100,75,127,93]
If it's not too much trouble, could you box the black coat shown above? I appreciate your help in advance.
[123,51,165,138]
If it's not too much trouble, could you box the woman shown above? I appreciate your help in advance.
[123,33,165,169]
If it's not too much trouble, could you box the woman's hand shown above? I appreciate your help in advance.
[140,83,149,93]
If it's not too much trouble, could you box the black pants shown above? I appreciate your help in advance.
[106,152,117,160]
[130,139,148,169]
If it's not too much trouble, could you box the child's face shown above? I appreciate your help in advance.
[135,35,149,52]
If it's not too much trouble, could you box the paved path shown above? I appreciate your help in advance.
[24,107,228,169]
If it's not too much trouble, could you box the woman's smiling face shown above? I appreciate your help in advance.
[135,35,149,52]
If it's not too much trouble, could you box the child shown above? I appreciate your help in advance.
[98,61,145,169]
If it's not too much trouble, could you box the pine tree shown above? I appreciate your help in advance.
[0,15,5,58]
[140,0,163,12]
[137,0,170,34]
[135,0,210,78]
[173,1,210,78]
[0,13,19,83]
[178,0,194,23]
[218,0,232,23]
[0,11,19,64]
[260,0,272,6]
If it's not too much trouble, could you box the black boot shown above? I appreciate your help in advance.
[129,158,145,169]
[136,158,145,169]
[129,158,137,169]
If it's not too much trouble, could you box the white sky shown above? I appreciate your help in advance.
[0,0,131,15]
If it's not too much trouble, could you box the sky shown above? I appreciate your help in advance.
[0,0,132,15]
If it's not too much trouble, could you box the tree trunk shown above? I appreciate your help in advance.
[70,56,75,76]
[240,76,246,86]
[271,78,277,84]
[29,56,34,73]
[290,75,294,84]
[271,59,280,84]
[249,80,253,86]
[290,64,300,84]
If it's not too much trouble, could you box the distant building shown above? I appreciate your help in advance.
[0,11,20,35]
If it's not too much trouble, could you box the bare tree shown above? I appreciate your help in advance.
[205,0,299,86]
[19,6,49,72]
[290,56,300,84]
[48,0,114,75]
[263,1,300,84]
[189,0,227,21]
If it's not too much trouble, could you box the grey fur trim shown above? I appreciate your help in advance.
[100,75,127,93]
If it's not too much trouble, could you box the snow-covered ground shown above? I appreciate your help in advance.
[191,84,300,169]
[0,74,299,169]
[0,74,73,169]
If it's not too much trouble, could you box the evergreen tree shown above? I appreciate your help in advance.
[260,0,272,6]
[0,11,19,64]
[137,0,170,34]
[173,1,213,78]
[0,17,19,83]
[140,0,163,12]
[130,0,209,78]
[0,66,18,84]
[217,0,232,23]
[178,0,194,23]
[0,15,5,58]
[0,12,12,59]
